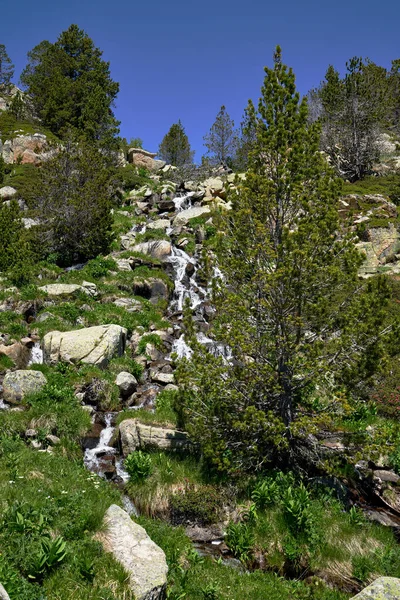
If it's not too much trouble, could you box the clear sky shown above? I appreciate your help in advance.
[1,0,400,161]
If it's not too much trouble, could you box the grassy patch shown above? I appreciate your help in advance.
[0,436,132,599]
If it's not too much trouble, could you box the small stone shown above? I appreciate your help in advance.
[46,434,61,446]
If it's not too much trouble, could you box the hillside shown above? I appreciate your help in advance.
[2,33,400,600]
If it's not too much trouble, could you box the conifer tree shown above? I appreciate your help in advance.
[20,25,120,149]
[32,134,116,266]
[177,47,390,474]
[203,105,237,165]
[0,44,14,89]
[318,58,387,180]
[158,120,194,166]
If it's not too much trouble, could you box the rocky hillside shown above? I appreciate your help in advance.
[2,144,400,599]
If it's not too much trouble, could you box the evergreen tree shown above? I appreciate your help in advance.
[234,101,257,171]
[32,135,116,266]
[318,58,388,181]
[158,120,194,166]
[203,105,237,165]
[177,47,390,474]
[20,25,120,149]
[8,90,25,120]
[0,44,14,89]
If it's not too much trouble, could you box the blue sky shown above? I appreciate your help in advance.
[1,0,400,161]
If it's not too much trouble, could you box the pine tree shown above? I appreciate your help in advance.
[0,44,14,89]
[176,47,390,474]
[234,101,257,171]
[158,120,194,166]
[20,25,120,149]
[203,105,237,165]
[318,58,388,181]
[32,135,116,266]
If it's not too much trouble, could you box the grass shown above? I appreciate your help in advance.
[117,389,180,428]
[0,435,133,600]
[125,451,205,518]
[342,173,400,199]
[136,515,350,600]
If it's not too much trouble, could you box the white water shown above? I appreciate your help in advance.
[83,413,117,475]
[173,191,195,212]
[28,342,43,366]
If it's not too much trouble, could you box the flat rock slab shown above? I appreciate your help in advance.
[173,206,210,227]
[101,504,167,600]
[43,324,127,368]
[3,370,47,404]
[119,418,191,455]
[39,282,97,298]
[351,577,400,599]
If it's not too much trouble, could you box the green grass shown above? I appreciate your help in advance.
[125,451,205,517]
[117,389,179,428]
[136,515,350,600]
[0,434,134,600]
[0,111,60,144]
[342,173,400,201]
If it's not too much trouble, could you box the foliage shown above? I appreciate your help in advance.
[203,105,237,165]
[30,134,116,266]
[118,163,151,190]
[316,58,389,181]
[158,120,194,166]
[20,24,120,149]
[176,47,391,474]
[124,451,153,482]
[0,44,14,89]
[0,154,4,184]
[169,483,224,525]
[225,521,255,562]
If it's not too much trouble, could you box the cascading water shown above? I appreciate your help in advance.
[83,413,117,475]
[28,342,43,366]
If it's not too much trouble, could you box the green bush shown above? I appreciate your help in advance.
[124,451,152,482]
[170,484,223,525]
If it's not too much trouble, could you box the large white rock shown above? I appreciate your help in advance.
[131,240,171,259]
[119,418,191,455]
[351,577,400,599]
[101,504,168,600]
[0,583,10,600]
[3,370,47,404]
[39,282,97,298]
[43,325,127,368]
[173,205,210,227]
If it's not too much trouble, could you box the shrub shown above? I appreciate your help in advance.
[124,451,152,482]
[170,484,223,525]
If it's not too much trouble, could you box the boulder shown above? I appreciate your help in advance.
[351,577,400,599]
[0,583,10,600]
[101,504,168,600]
[43,324,127,368]
[0,342,30,367]
[39,282,97,298]
[0,186,17,200]
[132,278,169,303]
[131,240,171,260]
[3,370,47,404]
[173,206,210,227]
[119,418,191,455]
[147,219,171,230]
[128,148,166,173]
[116,372,138,397]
